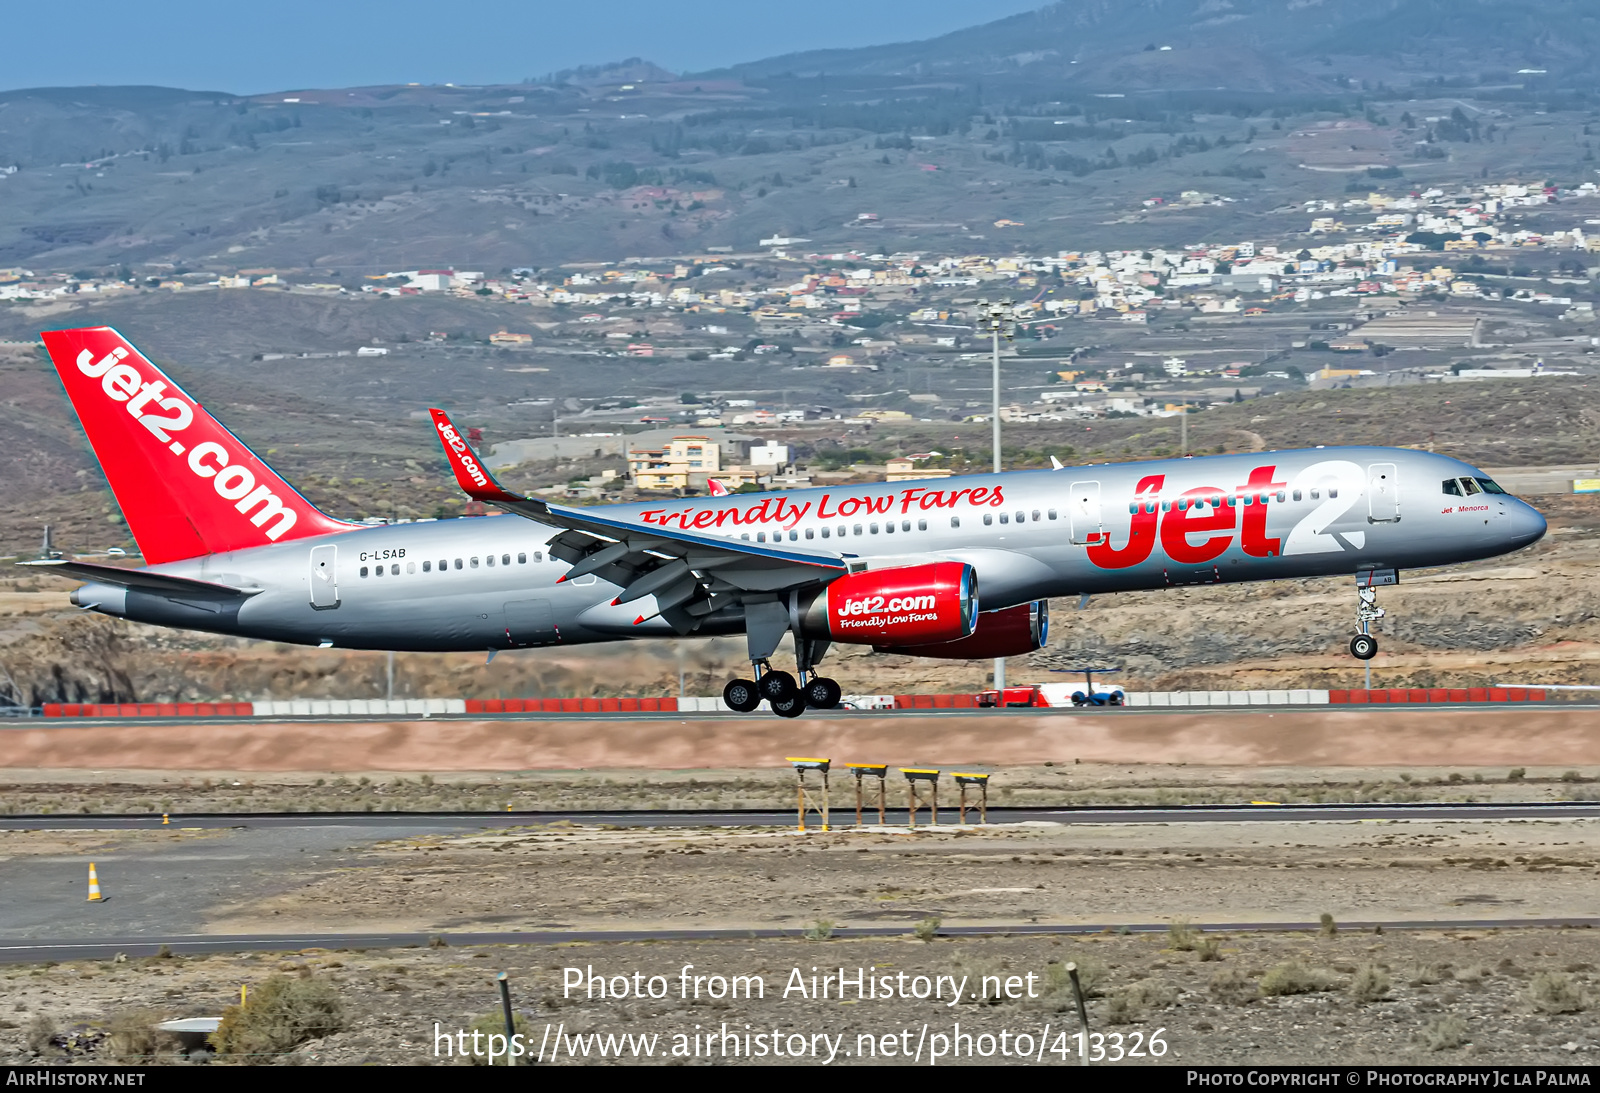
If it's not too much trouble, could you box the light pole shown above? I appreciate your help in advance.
[975,299,1017,692]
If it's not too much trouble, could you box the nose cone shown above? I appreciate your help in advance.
[1506,501,1547,550]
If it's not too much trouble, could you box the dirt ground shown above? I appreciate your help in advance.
[1,816,1597,1066]
[4,707,1600,789]
[1,759,1598,815]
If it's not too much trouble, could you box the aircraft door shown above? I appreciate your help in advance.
[1367,463,1400,523]
[1068,481,1103,545]
[504,599,558,646]
[309,544,339,609]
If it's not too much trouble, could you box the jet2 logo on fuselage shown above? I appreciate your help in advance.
[1086,462,1369,570]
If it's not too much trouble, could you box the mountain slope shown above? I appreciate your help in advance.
[707,0,1600,87]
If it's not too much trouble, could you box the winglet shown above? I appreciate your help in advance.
[428,408,527,505]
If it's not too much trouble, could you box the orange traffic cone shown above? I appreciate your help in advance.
[87,863,104,902]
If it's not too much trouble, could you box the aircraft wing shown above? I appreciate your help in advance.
[427,409,847,631]
[15,559,261,596]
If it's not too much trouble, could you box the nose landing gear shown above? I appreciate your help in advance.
[1348,570,1395,661]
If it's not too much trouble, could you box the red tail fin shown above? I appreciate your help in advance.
[41,326,354,563]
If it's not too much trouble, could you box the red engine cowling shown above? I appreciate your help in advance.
[875,600,1048,659]
[801,561,978,646]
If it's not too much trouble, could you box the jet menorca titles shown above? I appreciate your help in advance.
[28,327,1547,717]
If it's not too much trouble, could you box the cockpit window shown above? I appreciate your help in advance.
[1460,478,1482,496]
[1475,477,1507,495]
[1442,479,1462,497]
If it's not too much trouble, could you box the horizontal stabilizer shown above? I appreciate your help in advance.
[15,559,259,597]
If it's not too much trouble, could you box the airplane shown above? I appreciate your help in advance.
[24,326,1548,718]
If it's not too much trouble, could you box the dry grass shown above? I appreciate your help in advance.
[106,1009,168,1063]
[210,974,345,1059]
[1259,961,1340,997]
[1421,1015,1469,1051]
[1527,971,1586,1015]
[1348,964,1392,1003]
[1209,967,1257,1005]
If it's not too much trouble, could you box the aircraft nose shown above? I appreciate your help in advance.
[1506,501,1547,549]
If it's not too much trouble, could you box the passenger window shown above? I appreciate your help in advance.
[999,513,1009,524]
[1160,500,1170,512]
[454,559,463,569]
[821,527,830,538]
[1030,510,1039,522]
[1276,491,1286,503]
[805,528,815,539]
[869,523,879,534]
[1049,509,1058,519]
[1292,490,1302,502]
[1442,479,1462,497]
[918,519,927,531]
[502,554,510,566]
[1461,478,1481,496]
[741,533,750,540]
[756,532,766,542]
[951,516,961,528]
[789,531,798,541]
[487,555,495,567]
[1328,488,1339,499]
[517,553,526,564]
[884,522,894,533]
[902,520,911,532]
[983,514,993,526]
[407,562,415,574]
[360,566,369,578]
[470,557,479,568]
[839,525,847,537]
[423,561,431,572]
[535,552,543,562]
[390,564,399,576]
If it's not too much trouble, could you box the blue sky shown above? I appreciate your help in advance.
[3,1,1048,93]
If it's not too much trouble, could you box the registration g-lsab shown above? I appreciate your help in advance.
[30,327,1548,716]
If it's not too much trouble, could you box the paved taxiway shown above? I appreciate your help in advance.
[3,801,1599,831]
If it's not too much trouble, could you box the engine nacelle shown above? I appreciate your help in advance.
[799,561,977,646]
[875,600,1048,660]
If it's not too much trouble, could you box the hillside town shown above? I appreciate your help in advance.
[6,175,1600,454]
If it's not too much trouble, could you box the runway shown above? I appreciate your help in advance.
[3,800,1600,831]
[5,919,1600,966]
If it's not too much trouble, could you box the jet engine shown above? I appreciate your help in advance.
[796,561,977,646]
[874,599,1048,659]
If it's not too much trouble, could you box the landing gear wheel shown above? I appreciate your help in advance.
[724,678,761,713]
[801,676,842,710]
[1350,634,1378,661]
[757,670,797,703]
[770,694,807,718]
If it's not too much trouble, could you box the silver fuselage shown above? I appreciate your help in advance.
[72,447,1547,652]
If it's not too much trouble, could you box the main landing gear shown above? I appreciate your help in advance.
[724,660,842,718]
[724,599,844,718]
[1348,571,1393,661]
